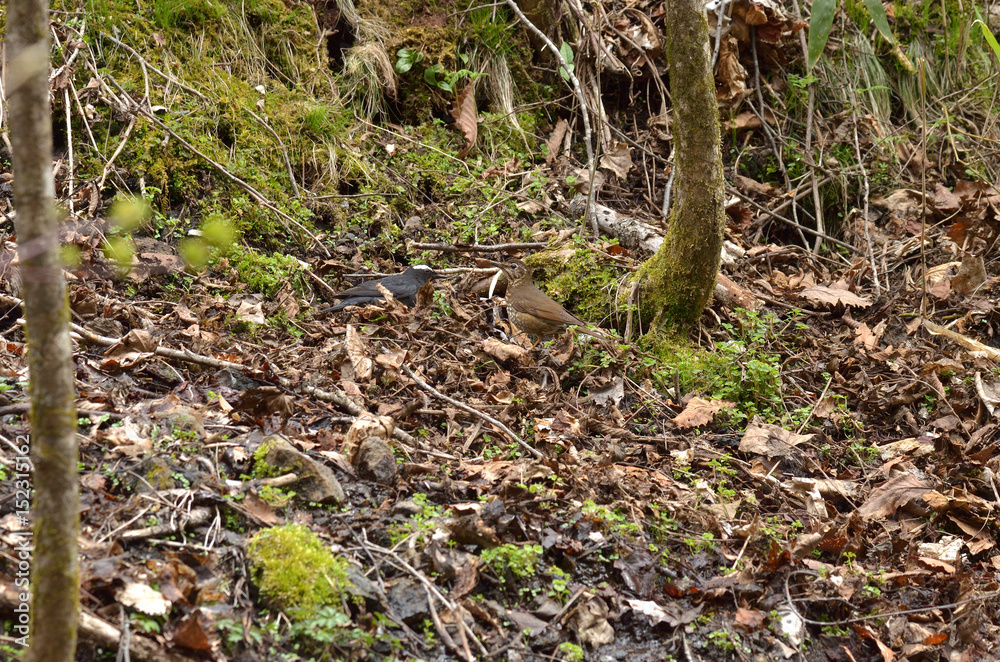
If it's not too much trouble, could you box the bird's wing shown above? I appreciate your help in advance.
[330,280,381,298]
[514,290,588,326]
[539,306,588,327]
[331,274,405,299]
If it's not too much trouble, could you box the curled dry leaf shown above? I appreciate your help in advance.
[545,117,569,164]
[375,348,407,371]
[591,376,625,407]
[798,285,872,308]
[345,324,373,381]
[118,582,171,615]
[102,329,157,369]
[738,418,813,457]
[599,141,633,180]
[481,337,528,362]
[568,596,615,648]
[234,297,266,324]
[951,253,987,296]
[672,396,735,428]
[449,83,478,159]
[853,320,886,351]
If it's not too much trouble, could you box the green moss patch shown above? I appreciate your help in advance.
[247,525,352,621]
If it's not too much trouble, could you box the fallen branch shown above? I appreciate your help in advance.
[400,365,543,459]
[726,185,861,254]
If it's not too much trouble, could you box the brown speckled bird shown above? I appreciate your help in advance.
[490,259,605,342]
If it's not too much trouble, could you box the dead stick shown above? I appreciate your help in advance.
[726,185,859,254]
[401,365,543,459]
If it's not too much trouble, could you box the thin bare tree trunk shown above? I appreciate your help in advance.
[8,0,80,658]
[639,0,725,329]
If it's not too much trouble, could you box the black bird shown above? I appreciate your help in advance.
[317,265,439,312]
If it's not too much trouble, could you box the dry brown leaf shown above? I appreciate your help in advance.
[234,298,266,324]
[672,397,735,428]
[345,324,373,381]
[481,337,527,362]
[171,610,218,652]
[599,141,633,180]
[715,36,748,106]
[375,348,407,371]
[952,253,987,296]
[516,199,546,214]
[734,607,765,629]
[924,260,960,285]
[545,118,569,164]
[567,596,615,648]
[739,419,813,457]
[449,83,478,159]
[932,182,962,213]
[799,285,872,308]
[102,329,157,369]
[857,473,933,519]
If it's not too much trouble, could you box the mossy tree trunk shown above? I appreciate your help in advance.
[8,0,80,659]
[638,0,725,330]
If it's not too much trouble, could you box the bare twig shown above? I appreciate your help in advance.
[96,30,210,102]
[919,58,929,318]
[246,107,300,197]
[64,88,74,215]
[367,543,488,657]
[726,186,860,254]
[425,588,470,662]
[788,0,825,252]
[400,365,543,459]
[843,15,881,295]
[96,115,136,192]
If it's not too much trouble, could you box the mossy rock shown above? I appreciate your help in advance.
[252,436,345,504]
[246,525,353,621]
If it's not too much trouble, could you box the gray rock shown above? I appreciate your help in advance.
[353,437,398,484]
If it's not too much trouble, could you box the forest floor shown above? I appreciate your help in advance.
[2,1,1000,661]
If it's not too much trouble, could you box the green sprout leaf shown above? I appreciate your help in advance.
[558,41,575,81]
[807,0,836,70]
[863,0,894,43]
[395,48,424,74]
[974,11,1000,62]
